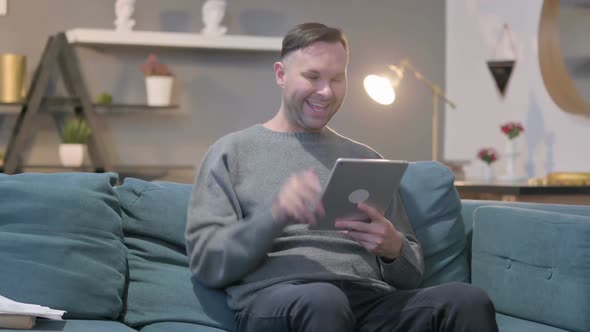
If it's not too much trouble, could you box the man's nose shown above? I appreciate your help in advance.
[317,82,334,98]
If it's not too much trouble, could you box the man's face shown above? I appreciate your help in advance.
[274,41,348,133]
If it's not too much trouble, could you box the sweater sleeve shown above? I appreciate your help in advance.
[378,190,424,289]
[185,148,284,288]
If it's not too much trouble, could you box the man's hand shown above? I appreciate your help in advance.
[272,169,325,225]
[334,202,403,260]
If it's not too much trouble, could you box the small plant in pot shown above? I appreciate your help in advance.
[140,54,174,106]
[59,118,92,167]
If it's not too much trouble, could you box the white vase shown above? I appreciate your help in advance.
[59,144,85,167]
[500,138,525,181]
[145,76,173,106]
[482,164,494,182]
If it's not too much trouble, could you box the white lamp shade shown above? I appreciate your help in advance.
[363,75,396,105]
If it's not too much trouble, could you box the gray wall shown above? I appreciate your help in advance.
[0,0,445,181]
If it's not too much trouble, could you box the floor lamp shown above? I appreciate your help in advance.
[364,59,456,161]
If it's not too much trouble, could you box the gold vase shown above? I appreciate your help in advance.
[0,53,26,103]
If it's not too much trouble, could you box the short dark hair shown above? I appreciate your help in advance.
[281,23,348,59]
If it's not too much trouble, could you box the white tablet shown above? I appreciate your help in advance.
[310,158,408,230]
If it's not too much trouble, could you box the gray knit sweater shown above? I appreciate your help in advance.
[185,124,424,311]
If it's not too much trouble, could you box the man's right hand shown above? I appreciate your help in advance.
[272,169,325,225]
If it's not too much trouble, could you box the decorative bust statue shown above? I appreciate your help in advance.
[201,0,228,36]
[114,0,136,31]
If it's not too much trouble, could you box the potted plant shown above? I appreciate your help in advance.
[139,54,173,106]
[59,118,92,167]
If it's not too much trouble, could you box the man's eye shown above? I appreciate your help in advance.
[304,75,319,81]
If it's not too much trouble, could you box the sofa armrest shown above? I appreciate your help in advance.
[461,199,590,238]
[471,206,590,332]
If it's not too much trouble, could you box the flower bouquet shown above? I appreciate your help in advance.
[477,147,498,181]
[500,122,524,139]
[477,147,498,165]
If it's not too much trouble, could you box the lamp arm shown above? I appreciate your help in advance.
[392,60,456,109]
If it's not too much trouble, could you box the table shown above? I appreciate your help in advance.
[454,181,590,205]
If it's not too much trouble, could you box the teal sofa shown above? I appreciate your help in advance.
[0,162,588,332]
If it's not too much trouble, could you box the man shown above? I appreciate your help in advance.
[186,22,498,332]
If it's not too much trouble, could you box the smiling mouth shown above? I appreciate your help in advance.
[306,100,329,113]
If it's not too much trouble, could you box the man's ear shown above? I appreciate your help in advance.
[274,61,286,87]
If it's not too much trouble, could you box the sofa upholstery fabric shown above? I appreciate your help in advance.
[116,179,235,331]
[0,172,126,320]
[399,161,469,287]
[472,206,590,332]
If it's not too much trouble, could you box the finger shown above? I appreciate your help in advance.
[357,202,385,222]
[289,198,317,225]
[305,169,323,192]
[315,201,326,216]
[294,174,322,202]
[334,219,375,233]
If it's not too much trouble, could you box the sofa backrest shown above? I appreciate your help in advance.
[472,206,590,332]
[399,161,469,287]
[115,178,236,331]
[0,172,126,320]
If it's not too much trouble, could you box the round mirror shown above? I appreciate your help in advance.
[538,0,590,116]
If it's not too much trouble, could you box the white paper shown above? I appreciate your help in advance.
[0,295,66,320]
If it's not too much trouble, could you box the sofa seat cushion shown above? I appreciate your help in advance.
[0,319,138,332]
[496,314,571,332]
[116,179,235,331]
[0,172,126,320]
[399,161,469,287]
[472,206,590,332]
[141,322,228,332]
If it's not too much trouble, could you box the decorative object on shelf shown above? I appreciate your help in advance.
[201,0,228,36]
[363,58,456,162]
[114,0,136,31]
[0,53,26,103]
[477,147,498,182]
[545,172,590,186]
[487,24,517,97]
[59,118,92,167]
[0,150,4,168]
[139,54,173,107]
[96,92,113,104]
[499,121,525,181]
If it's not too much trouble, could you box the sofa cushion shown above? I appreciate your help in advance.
[496,313,571,332]
[472,206,590,332]
[141,322,228,332]
[0,320,138,332]
[0,172,126,320]
[399,161,469,287]
[116,178,235,331]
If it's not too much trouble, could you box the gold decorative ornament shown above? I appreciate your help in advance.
[546,172,590,186]
[0,53,26,103]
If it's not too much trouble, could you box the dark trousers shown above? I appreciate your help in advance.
[235,281,499,332]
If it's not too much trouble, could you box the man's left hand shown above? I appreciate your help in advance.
[334,202,403,261]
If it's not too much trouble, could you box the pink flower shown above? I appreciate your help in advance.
[477,148,499,165]
[500,122,524,139]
